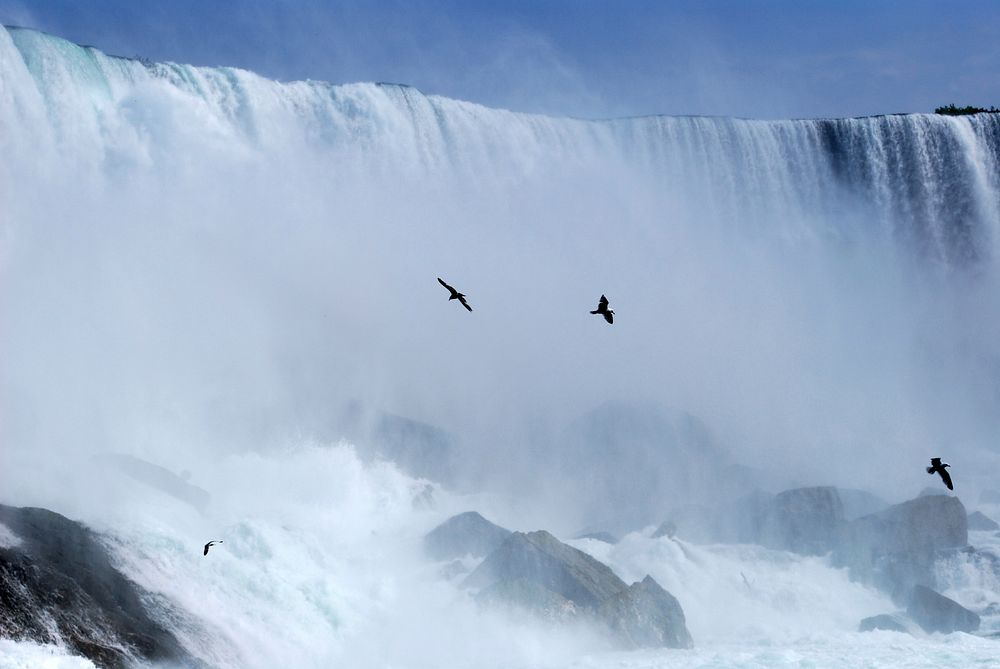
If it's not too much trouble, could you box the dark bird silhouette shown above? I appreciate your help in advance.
[926,458,953,490]
[203,540,223,556]
[590,294,614,324]
[437,277,472,312]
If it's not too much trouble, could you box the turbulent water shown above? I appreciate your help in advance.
[3,25,1000,668]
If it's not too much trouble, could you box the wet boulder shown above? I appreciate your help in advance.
[424,511,511,561]
[833,496,968,598]
[598,575,693,648]
[0,504,198,668]
[464,530,626,609]
[465,531,693,648]
[906,585,979,634]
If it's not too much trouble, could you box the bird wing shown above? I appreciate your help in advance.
[940,468,954,490]
[598,295,609,310]
[458,295,472,311]
[438,277,454,293]
[605,311,613,324]
[203,543,210,556]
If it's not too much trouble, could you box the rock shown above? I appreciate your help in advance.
[476,577,580,621]
[424,512,511,561]
[906,585,980,633]
[838,489,890,521]
[598,575,693,649]
[574,531,619,544]
[758,487,845,555]
[465,530,693,648]
[652,521,677,539]
[859,613,910,633]
[967,511,1000,531]
[832,495,968,598]
[371,412,457,483]
[464,531,626,609]
[688,487,845,554]
[96,453,210,511]
[556,402,727,532]
[439,559,470,580]
[337,402,458,484]
[411,484,435,510]
[0,504,199,668]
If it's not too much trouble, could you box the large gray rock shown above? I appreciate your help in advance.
[465,531,627,609]
[598,575,693,649]
[833,496,968,598]
[0,504,200,668]
[906,585,980,634]
[465,531,693,648]
[967,511,1000,531]
[424,512,511,561]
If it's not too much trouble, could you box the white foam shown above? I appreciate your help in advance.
[0,639,97,669]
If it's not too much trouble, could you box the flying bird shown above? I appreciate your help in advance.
[926,458,953,491]
[437,277,472,312]
[203,540,223,556]
[590,295,614,324]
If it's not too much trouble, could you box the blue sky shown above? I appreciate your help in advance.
[2,0,999,119]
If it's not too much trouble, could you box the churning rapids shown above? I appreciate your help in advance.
[3,24,1000,669]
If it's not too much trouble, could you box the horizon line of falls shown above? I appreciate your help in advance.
[3,22,1000,517]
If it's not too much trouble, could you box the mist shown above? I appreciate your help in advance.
[2,24,1000,668]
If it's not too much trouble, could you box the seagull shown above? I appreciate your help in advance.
[590,295,614,324]
[437,277,472,312]
[203,540,223,556]
[926,458,953,491]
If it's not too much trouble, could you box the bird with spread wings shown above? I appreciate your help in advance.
[437,277,473,312]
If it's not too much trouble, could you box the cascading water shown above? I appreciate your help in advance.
[3,25,1000,669]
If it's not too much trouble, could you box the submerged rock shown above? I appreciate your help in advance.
[906,585,980,634]
[465,530,693,648]
[0,504,198,668]
[424,511,511,561]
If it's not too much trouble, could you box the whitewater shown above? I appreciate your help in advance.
[2,25,1000,669]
